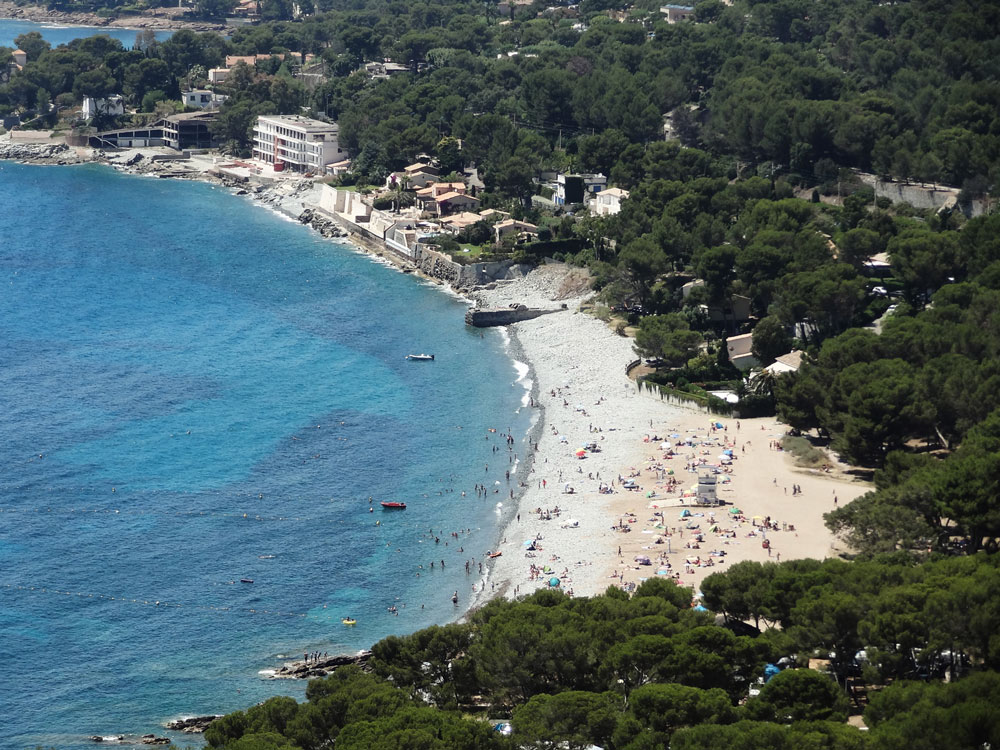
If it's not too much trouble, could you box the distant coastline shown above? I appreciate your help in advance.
[0,0,227,32]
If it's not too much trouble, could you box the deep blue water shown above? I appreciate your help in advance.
[0,162,533,749]
[0,18,172,49]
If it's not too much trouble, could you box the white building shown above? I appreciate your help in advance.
[590,186,629,216]
[182,89,227,110]
[252,115,346,174]
[764,350,803,375]
[82,95,125,119]
[725,333,758,371]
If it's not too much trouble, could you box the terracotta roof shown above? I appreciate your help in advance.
[437,191,477,202]
[495,219,538,231]
[773,351,803,369]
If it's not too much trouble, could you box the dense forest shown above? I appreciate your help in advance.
[201,558,1000,749]
[3,0,1000,745]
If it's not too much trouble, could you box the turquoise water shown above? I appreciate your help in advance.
[0,162,533,748]
[0,18,173,48]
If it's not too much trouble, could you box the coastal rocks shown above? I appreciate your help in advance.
[298,208,348,239]
[88,734,169,745]
[0,141,80,164]
[0,0,226,31]
[164,715,221,733]
[417,253,462,285]
[268,650,372,679]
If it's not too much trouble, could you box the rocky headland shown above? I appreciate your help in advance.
[0,0,227,31]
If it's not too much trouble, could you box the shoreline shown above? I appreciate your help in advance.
[0,0,228,32]
[469,271,873,604]
[2,136,872,653]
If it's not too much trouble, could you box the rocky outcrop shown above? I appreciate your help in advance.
[165,715,221,733]
[0,0,227,31]
[418,252,462,285]
[298,208,349,239]
[0,141,86,165]
[268,650,372,679]
[89,734,170,745]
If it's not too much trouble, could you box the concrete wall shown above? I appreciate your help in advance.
[856,172,990,217]
[417,248,533,289]
[318,184,371,222]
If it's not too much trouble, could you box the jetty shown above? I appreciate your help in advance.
[465,303,564,327]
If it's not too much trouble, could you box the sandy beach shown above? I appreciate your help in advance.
[0,134,872,606]
[472,265,871,604]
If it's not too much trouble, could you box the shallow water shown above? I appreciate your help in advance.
[0,18,172,49]
[0,163,532,748]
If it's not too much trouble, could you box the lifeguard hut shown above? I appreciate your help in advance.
[696,472,719,506]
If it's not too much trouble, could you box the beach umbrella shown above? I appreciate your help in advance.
[723,449,733,455]
[576,449,587,457]
[715,422,724,429]
[548,577,561,587]
[679,509,691,517]
[729,507,742,514]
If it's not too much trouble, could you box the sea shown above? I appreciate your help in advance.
[0,18,173,49]
[0,162,535,749]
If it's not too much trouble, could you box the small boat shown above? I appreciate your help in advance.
[342,618,356,626]
[405,353,435,361]
[380,501,407,509]
[240,578,254,583]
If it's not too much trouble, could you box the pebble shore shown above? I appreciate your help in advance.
[469,266,670,602]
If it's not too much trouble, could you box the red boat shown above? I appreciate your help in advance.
[380,501,407,509]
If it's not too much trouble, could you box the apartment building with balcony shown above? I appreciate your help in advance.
[252,115,345,174]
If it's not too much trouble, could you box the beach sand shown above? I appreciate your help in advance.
[471,265,871,605]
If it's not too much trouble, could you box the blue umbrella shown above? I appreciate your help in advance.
[548,577,561,587]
